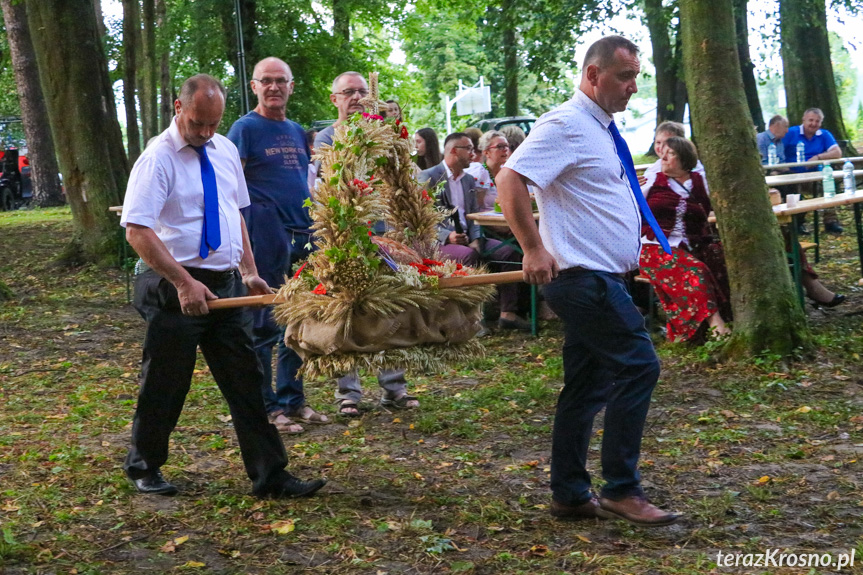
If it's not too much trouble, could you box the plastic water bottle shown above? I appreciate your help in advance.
[768,142,778,165]
[843,160,856,194]
[822,162,836,198]
[796,141,806,163]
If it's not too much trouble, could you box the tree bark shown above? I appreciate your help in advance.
[27,0,129,265]
[141,0,158,142]
[501,0,518,116]
[680,0,811,357]
[732,0,764,132]
[123,0,141,162]
[780,0,854,152]
[157,0,172,132]
[0,0,64,207]
[332,0,350,47]
[642,1,687,153]
[93,0,106,40]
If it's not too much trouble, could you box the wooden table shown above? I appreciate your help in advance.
[764,156,863,172]
[467,210,540,336]
[765,169,863,187]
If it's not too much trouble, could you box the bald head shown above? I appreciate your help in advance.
[251,57,294,120]
[177,74,226,107]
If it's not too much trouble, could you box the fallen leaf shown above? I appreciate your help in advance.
[576,534,592,543]
[796,406,812,413]
[269,519,296,535]
[529,544,549,556]
[160,535,189,553]
[413,472,424,480]
[756,475,771,484]
[216,414,232,423]
[827,491,840,500]
[181,561,205,568]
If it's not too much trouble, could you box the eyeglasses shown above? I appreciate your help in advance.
[334,88,369,98]
[253,77,292,86]
[486,144,510,152]
[453,145,475,152]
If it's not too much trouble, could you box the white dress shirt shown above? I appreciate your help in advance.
[444,162,470,229]
[505,89,642,274]
[121,118,249,271]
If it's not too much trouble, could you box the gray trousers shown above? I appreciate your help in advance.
[335,369,407,403]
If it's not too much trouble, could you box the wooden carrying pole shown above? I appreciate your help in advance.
[207,270,525,310]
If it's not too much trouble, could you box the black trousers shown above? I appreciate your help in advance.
[124,267,290,495]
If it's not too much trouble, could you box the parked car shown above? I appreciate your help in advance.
[0,147,32,211]
[471,116,536,135]
[309,120,336,132]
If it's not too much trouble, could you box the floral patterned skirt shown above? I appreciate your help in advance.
[639,244,726,343]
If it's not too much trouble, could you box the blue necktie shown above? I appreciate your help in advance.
[608,120,671,255]
[192,144,220,259]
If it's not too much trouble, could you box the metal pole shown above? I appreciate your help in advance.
[234,0,250,114]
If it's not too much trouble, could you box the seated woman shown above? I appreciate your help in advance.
[639,136,731,342]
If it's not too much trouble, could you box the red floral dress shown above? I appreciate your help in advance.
[639,173,729,342]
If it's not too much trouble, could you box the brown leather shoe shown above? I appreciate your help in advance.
[550,497,601,520]
[597,496,681,527]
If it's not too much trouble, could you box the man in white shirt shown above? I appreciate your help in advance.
[121,74,326,499]
[497,36,680,526]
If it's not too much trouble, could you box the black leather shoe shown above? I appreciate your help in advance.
[128,469,178,496]
[498,316,532,332]
[262,475,327,499]
[824,221,844,234]
[810,293,846,308]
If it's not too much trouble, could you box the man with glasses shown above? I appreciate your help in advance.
[314,71,419,417]
[227,57,329,434]
[419,133,531,331]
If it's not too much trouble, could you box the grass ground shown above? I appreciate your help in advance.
[1,206,863,574]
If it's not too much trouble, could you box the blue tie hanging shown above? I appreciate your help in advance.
[608,120,671,255]
[192,144,221,259]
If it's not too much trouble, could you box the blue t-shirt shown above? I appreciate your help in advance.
[227,111,313,232]
[782,125,838,172]
[756,129,786,165]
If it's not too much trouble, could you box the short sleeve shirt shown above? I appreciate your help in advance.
[121,119,249,271]
[227,112,313,233]
[756,129,786,165]
[782,125,838,172]
[504,90,642,274]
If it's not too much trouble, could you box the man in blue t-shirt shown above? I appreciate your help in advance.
[227,57,328,433]
[782,107,844,234]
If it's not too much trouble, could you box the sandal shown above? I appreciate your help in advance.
[336,399,361,418]
[268,411,304,434]
[285,405,330,425]
[380,394,420,410]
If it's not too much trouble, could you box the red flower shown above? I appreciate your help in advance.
[450,270,468,277]
[362,113,384,121]
[422,258,444,267]
[421,189,431,203]
[455,263,463,270]
[688,276,700,287]
[293,261,307,278]
[409,262,431,273]
[312,283,327,295]
[400,125,409,139]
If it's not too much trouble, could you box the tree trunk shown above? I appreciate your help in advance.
[141,0,158,142]
[643,1,687,153]
[157,0,172,132]
[501,0,518,116]
[123,0,141,162]
[93,0,106,40]
[0,0,63,207]
[680,0,811,357]
[27,0,129,265]
[732,0,764,132]
[332,0,350,47]
[780,0,855,152]
[219,0,257,116]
